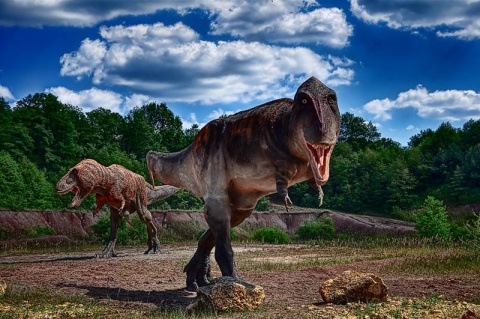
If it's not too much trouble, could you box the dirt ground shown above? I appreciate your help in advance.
[1,244,479,318]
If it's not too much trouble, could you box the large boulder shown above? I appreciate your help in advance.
[320,270,388,304]
[188,277,265,313]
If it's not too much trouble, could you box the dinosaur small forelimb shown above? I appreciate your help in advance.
[276,173,292,212]
[318,186,324,207]
[308,179,324,207]
[284,194,293,212]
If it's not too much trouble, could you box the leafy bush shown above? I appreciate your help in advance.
[255,197,270,212]
[463,213,480,257]
[0,227,13,241]
[252,227,291,244]
[296,217,335,241]
[414,196,451,239]
[91,214,148,246]
[155,189,203,210]
[26,225,56,238]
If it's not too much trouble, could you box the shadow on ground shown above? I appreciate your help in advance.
[60,283,196,310]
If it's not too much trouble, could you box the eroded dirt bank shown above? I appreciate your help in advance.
[0,207,416,243]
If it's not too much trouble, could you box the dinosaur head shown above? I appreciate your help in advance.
[293,76,341,186]
[55,161,95,208]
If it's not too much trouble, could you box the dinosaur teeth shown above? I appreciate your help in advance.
[306,143,333,185]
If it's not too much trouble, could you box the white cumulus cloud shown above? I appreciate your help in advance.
[209,2,352,48]
[0,1,353,47]
[350,0,480,40]
[0,84,14,100]
[45,86,124,114]
[60,22,355,105]
[364,85,480,121]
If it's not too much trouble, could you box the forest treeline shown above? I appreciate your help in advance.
[1,93,479,218]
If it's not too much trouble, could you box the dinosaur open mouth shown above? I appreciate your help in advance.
[306,143,333,185]
[70,186,82,208]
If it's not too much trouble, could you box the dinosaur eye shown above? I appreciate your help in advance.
[328,96,335,105]
[302,99,308,104]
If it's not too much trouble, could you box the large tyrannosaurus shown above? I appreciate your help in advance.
[55,159,179,258]
[147,77,341,291]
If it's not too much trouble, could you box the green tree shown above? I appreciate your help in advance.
[386,159,417,211]
[184,124,200,146]
[339,112,380,150]
[0,151,26,209]
[415,196,451,239]
[0,98,34,159]
[85,108,125,151]
[13,93,86,172]
[19,156,56,209]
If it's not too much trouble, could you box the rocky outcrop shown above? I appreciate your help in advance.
[188,277,265,313]
[319,270,388,304]
[0,210,93,238]
[0,208,416,244]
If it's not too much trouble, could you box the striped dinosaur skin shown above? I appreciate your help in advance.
[56,159,179,258]
[147,77,341,291]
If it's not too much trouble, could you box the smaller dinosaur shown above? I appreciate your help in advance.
[56,159,179,257]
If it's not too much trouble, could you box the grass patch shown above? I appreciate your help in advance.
[380,250,480,276]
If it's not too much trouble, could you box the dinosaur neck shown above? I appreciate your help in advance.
[147,147,201,196]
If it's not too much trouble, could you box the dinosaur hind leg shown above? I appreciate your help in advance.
[96,208,122,258]
[184,228,214,291]
[137,208,159,254]
[201,196,237,279]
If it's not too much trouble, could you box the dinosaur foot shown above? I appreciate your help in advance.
[184,254,211,291]
[144,238,160,254]
[95,249,118,258]
[96,241,118,258]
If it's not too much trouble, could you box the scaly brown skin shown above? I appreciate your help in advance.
[147,77,341,291]
[55,159,179,258]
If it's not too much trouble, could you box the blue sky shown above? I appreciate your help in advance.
[1,0,480,146]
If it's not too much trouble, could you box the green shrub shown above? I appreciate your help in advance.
[252,227,291,244]
[463,213,480,257]
[0,227,13,241]
[296,217,335,241]
[91,214,148,246]
[255,197,270,212]
[414,196,451,239]
[26,225,56,238]
[124,215,148,245]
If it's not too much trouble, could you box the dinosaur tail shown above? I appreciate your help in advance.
[146,185,181,205]
[146,151,156,187]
